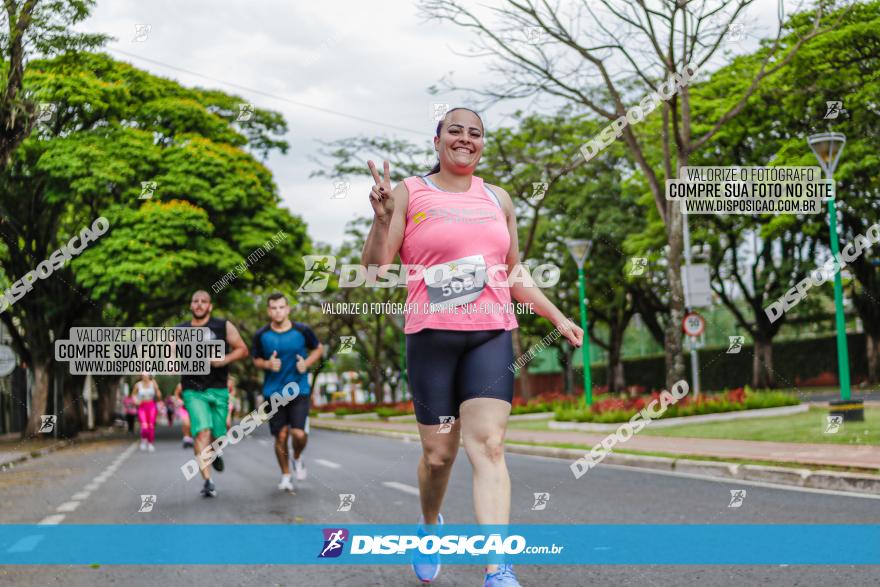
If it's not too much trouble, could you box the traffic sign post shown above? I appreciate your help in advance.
[682,312,705,398]
[682,312,706,337]
[0,345,16,377]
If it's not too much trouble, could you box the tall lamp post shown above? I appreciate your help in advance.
[565,238,594,406]
[807,132,850,401]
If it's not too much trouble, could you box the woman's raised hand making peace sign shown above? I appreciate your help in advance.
[367,159,394,222]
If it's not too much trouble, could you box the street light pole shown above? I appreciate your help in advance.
[566,239,594,406]
[576,266,592,406]
[808,132,850,401]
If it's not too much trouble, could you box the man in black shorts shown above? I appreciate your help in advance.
[252,293,323,491]
[177,290,249,497]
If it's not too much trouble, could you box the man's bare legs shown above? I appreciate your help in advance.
[193,428,213,481]
[291,428,308,460]
[275,426,291,475]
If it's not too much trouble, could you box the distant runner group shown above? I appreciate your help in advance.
[161,289,322,498]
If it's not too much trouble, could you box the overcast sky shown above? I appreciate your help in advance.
[81,0,789,248]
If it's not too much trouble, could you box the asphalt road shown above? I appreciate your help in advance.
[1,422,878,586]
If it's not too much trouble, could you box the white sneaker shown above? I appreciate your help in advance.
[148,443,155,452]
[278,476,294,492]
[294,458,307,481]
[139,440,147,451]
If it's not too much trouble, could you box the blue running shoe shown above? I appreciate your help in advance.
[411,513,444,583]
[484,564,521,586]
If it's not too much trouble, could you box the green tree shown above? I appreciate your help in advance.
[420,0,851,391]
[1,0,107,166]
[0,52,305,435]
[684,1,880,384]
[766,1,880,381]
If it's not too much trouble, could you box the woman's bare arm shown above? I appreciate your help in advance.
[361,160,408,266]
[490,183,583,347]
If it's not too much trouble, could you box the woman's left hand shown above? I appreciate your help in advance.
[555,317,584,348]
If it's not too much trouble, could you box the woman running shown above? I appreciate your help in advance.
[361,107,583,587]
[134,372,162,452]
[123,393,137,435]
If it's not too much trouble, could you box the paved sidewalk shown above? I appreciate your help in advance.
[314,419,880,471]
[0,451,27,467]
[0,427,128,470]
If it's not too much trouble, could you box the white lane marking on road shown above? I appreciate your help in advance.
[39,441,138,525]
[382,481,420,496]
[6,535,44,552]
[314,459,341,469]
[259,439,270,446]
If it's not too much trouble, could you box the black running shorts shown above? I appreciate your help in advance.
[268,394,311,435]
[406,329,515,425]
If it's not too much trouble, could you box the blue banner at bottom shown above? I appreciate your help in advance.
[1,525,878,565]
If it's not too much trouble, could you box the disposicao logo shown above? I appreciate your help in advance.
[318,528,348,558]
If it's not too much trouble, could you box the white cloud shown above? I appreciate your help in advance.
[80,0,793,247]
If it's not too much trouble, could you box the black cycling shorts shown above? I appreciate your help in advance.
[406,329,515,425]
[269,394,311,436]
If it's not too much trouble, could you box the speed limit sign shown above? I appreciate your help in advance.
[682,312,706,337]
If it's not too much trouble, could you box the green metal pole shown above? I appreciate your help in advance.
[577,267,593,406]
[827,182,851,401]
[357,351,367,403]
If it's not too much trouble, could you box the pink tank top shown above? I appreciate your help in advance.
[399,175,519,334]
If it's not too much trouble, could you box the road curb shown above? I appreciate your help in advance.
[508,412,555,422]
[737,464,812,486]
[312,421,880,496]
[548,404,809,431]
[0,440,71,471]
[340,412,380,420]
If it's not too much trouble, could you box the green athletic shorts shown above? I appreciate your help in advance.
[182,388,229,438]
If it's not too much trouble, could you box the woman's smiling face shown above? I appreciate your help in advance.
[434,109,484,173]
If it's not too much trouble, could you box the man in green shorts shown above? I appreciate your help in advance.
[176,290,248,497]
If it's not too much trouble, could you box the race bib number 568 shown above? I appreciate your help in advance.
[423,255,487,309]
